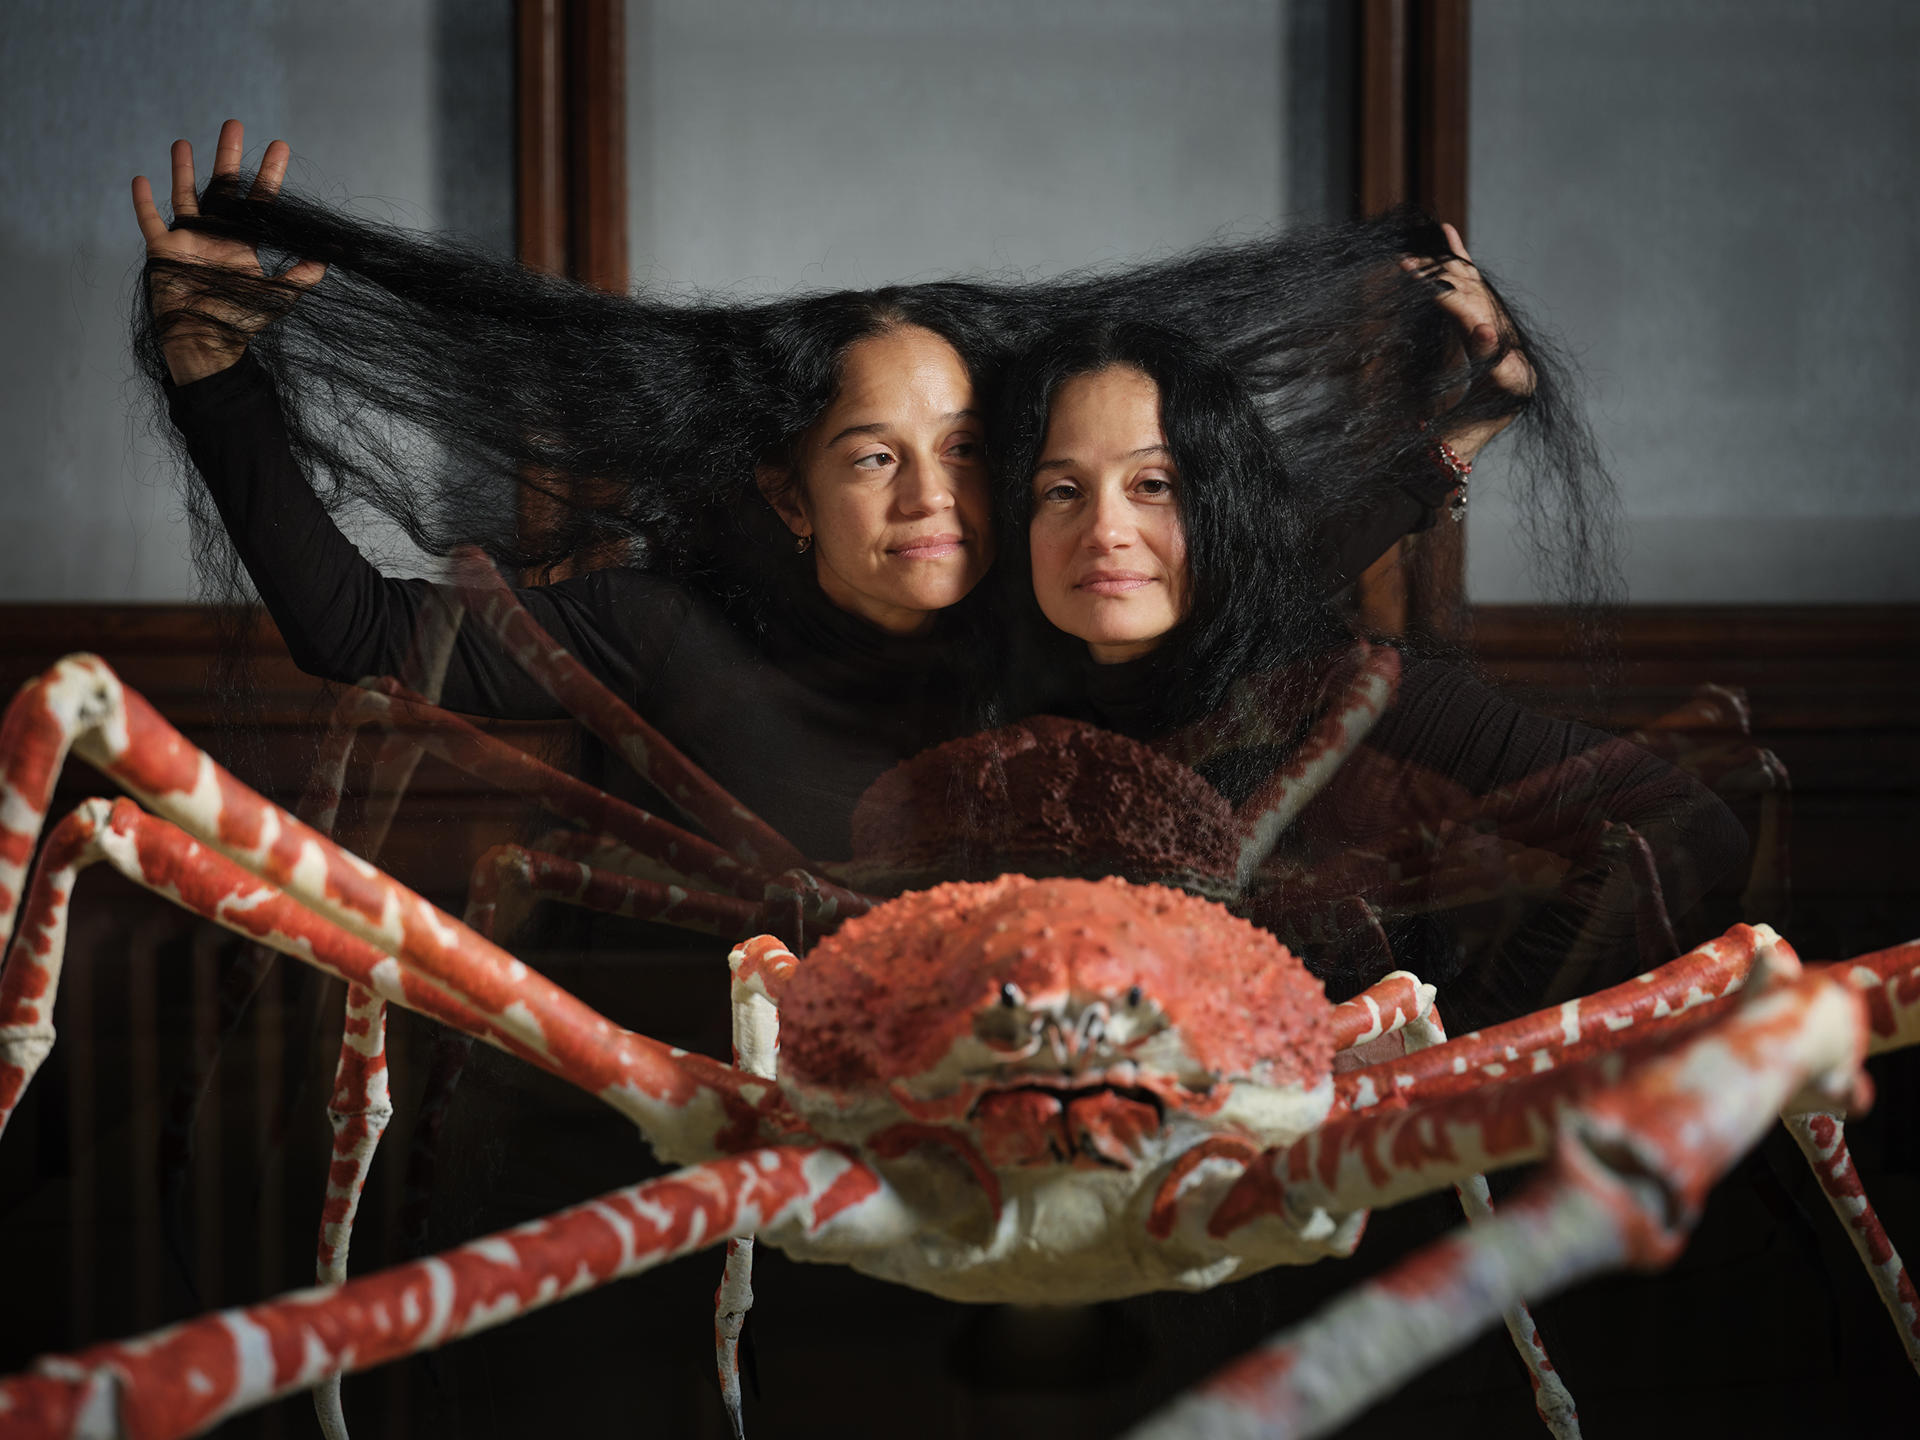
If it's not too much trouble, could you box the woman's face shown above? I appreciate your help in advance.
[1028,364,1189,664]
[767,325,993,635]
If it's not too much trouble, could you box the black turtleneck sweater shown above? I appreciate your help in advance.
[165,352,971,862]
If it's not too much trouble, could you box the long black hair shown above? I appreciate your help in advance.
[136,172,1612,636]
[992,318,1353,738]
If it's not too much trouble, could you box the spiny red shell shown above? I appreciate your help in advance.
[846,717,1237,890]
[778,875,1334,1092]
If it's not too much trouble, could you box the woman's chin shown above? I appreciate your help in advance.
[892,568,987,613]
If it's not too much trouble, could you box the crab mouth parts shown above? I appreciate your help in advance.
[968,1081,1171,1170]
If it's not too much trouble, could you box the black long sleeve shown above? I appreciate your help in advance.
[1317,467,1456,593]
[165,351,686,721]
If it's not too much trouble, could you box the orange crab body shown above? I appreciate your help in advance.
[754,875,1358,1302]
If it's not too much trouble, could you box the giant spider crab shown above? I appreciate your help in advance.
[0,579,1913,1440]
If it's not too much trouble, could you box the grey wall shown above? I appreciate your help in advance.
[626,0,1296,294]
[15,2,1906,604]
[0,0,510,601]
[1466,0,1917,602]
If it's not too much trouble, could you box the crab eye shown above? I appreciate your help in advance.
[1000,982,1024,1009]
[1127,985,1143,1008]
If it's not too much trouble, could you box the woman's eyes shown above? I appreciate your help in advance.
[848,438,980,469]
[1037,480,1080,504]
[1135,476,1176,497]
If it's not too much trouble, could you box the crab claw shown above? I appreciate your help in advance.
[1067,1091,1162,1169]
[976,1090,1068,1167]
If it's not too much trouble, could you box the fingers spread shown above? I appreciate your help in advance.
[169,139,199,217]
[213,118,245,179]
[251,137,291,200]
[131,175,169,245]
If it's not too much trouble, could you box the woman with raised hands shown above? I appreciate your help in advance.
[133,120,1580,859]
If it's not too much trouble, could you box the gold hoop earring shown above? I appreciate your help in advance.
[795,534,813,554]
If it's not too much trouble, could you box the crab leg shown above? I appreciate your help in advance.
[1229,642,1400,887]
[329,680,765,900]
[1128,971,1868,1440]
[715,936,798,1440]
[0,795,787,1161]
[389,852,766,1275]
[0,1146,904,1440]
[1328,969,1437,1054]
[1214,926,1808,1228]
[1781,939,1920,1373]
[1331,921,1789,1118]
[390,848,764,1258]
[308,598,457,1440]
[467,842,764,941]
[1402,1005,1580,1440]
[1784,1111,1920,1374]
[452,556,808,875]
[0,656,778,1160]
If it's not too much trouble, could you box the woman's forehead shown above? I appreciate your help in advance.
[1041,366,1166,459]
[823,326,975,430]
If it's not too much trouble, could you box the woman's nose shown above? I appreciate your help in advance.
[896,452,955,516]
[1085,486,1132,551]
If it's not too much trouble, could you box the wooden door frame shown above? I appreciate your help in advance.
[1355,0,1472,639]
[515,0,627,293]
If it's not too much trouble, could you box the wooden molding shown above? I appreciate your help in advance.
[514,0,627,290]
[1357,0,1411,217]
[1356,0,1472,641]
[515,0,568,277]
[566,0,627,295]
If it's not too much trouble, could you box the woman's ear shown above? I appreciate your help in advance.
[755,462,811,540]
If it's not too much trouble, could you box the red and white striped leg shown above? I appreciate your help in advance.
[1226,643,1400,888]
[379,845,768,1280]
[714,935,801,1440]
[1788,939,1920,1373]
[1330,921,1792,1120]
[1451,1171,1581,1439]
[1784,1110,1920,1375]
[0,657,782,1160]
[0,1146,905,1440]
[313,980,391,1440]
[0,794,791,1163]
[1328,968,1436,1056]
[1404,1003,1580,1440]
[1129,972,1869,1440]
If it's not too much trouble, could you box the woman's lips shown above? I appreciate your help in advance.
[1077,571,1155,596]
[890,534,966,560]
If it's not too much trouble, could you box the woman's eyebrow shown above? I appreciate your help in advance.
[824,420,889,448]
[824,409,979,450]
[1034,443,1169,474]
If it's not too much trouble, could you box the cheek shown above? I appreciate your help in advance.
[1162,522,1191,604]
[811,482,888,556]
[1027,524,1070,597]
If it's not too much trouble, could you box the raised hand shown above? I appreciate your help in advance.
[1401,222,1534,465]
[131,118,326,384]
